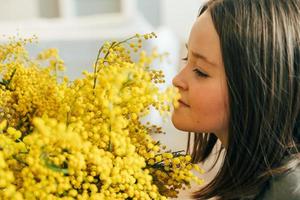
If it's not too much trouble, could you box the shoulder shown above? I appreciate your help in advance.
[259,162,300,200]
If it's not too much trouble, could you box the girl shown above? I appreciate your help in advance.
[172,0,300,199]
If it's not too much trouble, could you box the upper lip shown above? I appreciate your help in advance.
[178,99,190,107]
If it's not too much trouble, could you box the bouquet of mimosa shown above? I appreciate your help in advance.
[0,33,203,200]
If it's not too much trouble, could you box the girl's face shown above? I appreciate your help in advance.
[172,10,229,140]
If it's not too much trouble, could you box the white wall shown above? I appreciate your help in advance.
[0,0,207,42]
[161,0,206,42]
[0,0,39,20]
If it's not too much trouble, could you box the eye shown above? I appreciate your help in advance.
[193,68,209,78]
[181,56,188,62]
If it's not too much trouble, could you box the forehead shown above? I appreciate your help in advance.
[188,10,223,67]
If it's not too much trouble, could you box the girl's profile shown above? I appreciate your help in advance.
[172,0,300,199]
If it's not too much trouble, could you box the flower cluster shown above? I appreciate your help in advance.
[0,33,203,199]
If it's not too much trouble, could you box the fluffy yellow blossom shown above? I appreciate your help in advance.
[0,34,203,199]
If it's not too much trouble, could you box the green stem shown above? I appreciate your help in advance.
[93,46,104,89]
[12,154,29,166]
[92,35,138,89]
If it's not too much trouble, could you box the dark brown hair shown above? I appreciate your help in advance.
[187,0,300,199]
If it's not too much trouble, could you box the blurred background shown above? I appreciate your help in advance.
[0,1,221,198]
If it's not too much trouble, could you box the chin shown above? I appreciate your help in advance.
[171,114,190,132]
[171,113,208,133]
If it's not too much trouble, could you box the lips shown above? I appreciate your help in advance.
[178,99,190,107]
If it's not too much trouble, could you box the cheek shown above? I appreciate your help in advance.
[190,82,229,132]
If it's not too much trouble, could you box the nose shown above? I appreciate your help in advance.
[172,68,188,91]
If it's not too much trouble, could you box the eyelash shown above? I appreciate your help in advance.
[193,68,209,77]
[181,56,209,78]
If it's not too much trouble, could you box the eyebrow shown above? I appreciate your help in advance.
[185,43,217,67]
